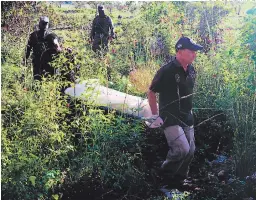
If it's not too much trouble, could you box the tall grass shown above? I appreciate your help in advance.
[1,2,255,199]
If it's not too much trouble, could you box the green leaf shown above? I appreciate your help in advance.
[29,176,36,187]
[52,194,59,200]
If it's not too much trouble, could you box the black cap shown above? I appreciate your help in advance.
[44,33,58,44]
[39,16,49,23]
[98,5,104,10]
[175,37,203,51]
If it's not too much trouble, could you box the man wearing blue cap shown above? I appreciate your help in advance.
[147,37,203,187]
[24,16,52,80]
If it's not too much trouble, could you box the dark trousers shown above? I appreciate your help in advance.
[92,34,109,53]
[32,58,41,81]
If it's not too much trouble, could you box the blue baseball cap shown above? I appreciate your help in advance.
[175,37,203,51]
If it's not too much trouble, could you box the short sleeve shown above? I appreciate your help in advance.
[149,67,165,93]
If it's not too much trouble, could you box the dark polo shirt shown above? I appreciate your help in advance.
[149,58,196,127]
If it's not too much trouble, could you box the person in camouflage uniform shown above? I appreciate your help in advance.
[25,16,53,80]
[40,33,62,79]
[90,5,115,53]
[40,33,79,93]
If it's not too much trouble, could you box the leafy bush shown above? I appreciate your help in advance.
[1,1,256,200]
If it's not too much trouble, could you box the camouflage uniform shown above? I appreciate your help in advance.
[90,6,115,53]
[26,30,52,80]
[25,16,51,80]
[40,34,79,93]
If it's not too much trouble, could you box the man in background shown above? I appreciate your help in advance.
[40,33,79,93]
[90,5,115,53]
[24,16,53,80]
[40,33,81,139]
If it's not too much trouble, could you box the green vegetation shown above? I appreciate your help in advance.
[1,1,255,199]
